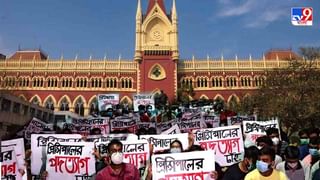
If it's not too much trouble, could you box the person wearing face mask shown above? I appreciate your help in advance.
[169,140,183,153]
[303,137,320,168]
[308,138,320,180]
[244,146,288,180]
[299,129,310,160]
[256,136,283,167]
[276,146,310,180]
[95,139,140,180]
[266,128,288,159]
[223,146,259,180]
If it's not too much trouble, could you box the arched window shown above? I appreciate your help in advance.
[240,76,252,87]
[106,78,117,88]
[74,98,84,116]
[31,96,40,106]
[226,77,238,87]
[44,97,55,111]
[196,77,208,88]
[254,76,266,87]
[4,77,16,87]
[59,98,70,111]
[89,98,99,115]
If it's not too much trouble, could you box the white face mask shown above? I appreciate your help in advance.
[170,147,181,153]
[272,137,280,145]
[111,152,123,165]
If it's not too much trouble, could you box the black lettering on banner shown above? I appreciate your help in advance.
[47,142,84,156]
[155,156,204,173]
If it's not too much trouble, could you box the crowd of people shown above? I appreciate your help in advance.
[3,105,320,180]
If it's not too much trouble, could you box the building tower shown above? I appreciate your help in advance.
[135,0,179,101]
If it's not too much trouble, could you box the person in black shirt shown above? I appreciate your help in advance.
[223,146,259,180]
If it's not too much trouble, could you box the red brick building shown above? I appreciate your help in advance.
[0,0,299,116]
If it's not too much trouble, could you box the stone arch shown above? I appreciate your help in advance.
[58,95,72,111]
[18,94,27,101]
[43,95,57,106]
[227,94,240,104]
[199,94,209,100]
[213,94,225,102]
[72,95,87,108]
[120,96,133,105]
[88,95,98,115]
[30,94,42,105]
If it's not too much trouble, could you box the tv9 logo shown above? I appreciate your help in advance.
[291,7,313,26]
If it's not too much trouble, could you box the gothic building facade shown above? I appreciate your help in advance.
[0,0,299,116]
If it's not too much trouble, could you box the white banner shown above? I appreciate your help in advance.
[133,94,155,112]
[243,120,280,143]
[193,125,244,166]
[1,138,26,180]
[30,134,82,175]
[110,117,138,133]
[227,115,257,126]
[140,133,189,153]
[88,133,138,143]
[161,124,181,135]
[97,94,119,111]
[95,139,149,176]
[46,141,96,180]
[24,118,52,141]
[203,115,220,128]
[178,118,207,133]
[1,146,21,180]
[137,122,156,130]
[151,150,215,180]
[66,117,110,136]
[156,119,178,134]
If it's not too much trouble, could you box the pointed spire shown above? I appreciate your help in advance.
[136,0,142,20]
[249,54,252,61]
[263,53,265,60]
[89,54,92,60]
[104,53,107,60]
[75,54,78,60]
[172,0,177,21]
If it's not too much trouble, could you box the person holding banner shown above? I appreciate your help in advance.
[244,146,288,180]
[95,139,140,180]
[223,146,259,180]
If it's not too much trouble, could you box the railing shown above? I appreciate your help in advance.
[0,59,138,72]
[178,59,320,71]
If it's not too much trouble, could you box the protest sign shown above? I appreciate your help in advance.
[66,117,110,136]
[156,119,178,134]
[30,134,82,175]
[203,115,220,128]
[178,118,207,133]
[161,124,181,135]
[97,94,119,111]
[133,94,155,112]
[243,120,280,142]
[2,138,27,180]
[46,141,95,180]
[88,133,138,143]
[227,115,257,126]
[193,125,244,166]
[110,116,138,133]
[24,118,52,141]
[140,133,189,152]
[151,150,215,180]
[95,139,149,176]
[137,122,156,130]
[1,146,22,180]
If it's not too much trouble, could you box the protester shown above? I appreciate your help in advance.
[95,139,140,180]
[266,127,288,158]
[256,135,283,167]
[276,146,310,180]
[302,137,320,167]
[299,129,311,160]
[244,146,288,180]
[223,146,259,180]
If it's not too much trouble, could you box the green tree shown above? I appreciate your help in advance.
[247,53,320,135]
